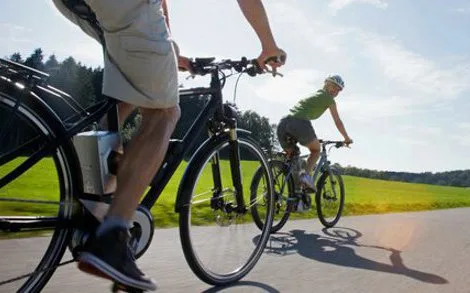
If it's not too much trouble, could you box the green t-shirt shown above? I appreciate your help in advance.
[289,89,335,120]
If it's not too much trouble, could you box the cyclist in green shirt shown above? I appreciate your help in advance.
[277,75,352,189]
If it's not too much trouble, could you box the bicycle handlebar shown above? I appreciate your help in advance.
[187,56,280,77]
[318,140,353,148]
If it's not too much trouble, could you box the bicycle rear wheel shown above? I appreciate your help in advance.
[0,94,77,292]
[250,159,295,233]
[315,169,345,228]
[178,135,274,285]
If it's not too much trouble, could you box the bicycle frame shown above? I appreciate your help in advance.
[0,58,250,231]
[141,74,243,211]
[279,142,337,195]
[312,144,333,183]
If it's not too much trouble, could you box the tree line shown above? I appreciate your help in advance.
[4,49,468,188]
[9,49,103,108]
[337,165,470,188]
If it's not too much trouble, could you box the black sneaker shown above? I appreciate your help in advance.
[78,227,157,291]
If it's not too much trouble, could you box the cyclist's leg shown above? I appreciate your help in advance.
[287,118,318,173]
[53,0,180,291]
[277,116,295,158]
[107,106,180,220]
[117,103,136,124]
[99,102,136,129]
[284,117,318,188]
[304,139,320,173]
[296,139,319,191]
[79,106,180,291]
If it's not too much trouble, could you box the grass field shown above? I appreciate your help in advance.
[1,158,470,230]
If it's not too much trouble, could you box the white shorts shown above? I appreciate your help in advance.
[52,0,179,109]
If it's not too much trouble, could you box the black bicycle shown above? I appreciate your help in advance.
[250,136,349,233]
[0,56,276,292]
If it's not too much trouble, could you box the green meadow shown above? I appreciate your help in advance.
[1,158,470,231]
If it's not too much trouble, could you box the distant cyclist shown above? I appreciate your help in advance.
[277,75,352,190]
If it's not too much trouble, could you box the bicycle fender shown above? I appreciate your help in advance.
[0,77,68,137]
[0,79,83,192]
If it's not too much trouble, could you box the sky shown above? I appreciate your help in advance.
[1,0,469,173]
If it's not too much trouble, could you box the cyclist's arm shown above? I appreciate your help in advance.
[329,103,351,141]
[237,0,277,51]
[161,0,192,71]
[236,0,286,70]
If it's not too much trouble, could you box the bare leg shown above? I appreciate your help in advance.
[305,139,321,174]
[284,147,294,160]
[99,102,136,129]
[99,103,137,173]
[107,105,181,221]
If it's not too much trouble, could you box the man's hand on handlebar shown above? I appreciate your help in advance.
[257,47,287,77]
[344,137,353,147]
[172,40,194,73]
[178,56,193,73]
[178,56,286,78]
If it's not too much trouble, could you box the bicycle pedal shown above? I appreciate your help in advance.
[111,282,145,293]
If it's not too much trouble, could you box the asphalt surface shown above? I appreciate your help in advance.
[2,208,470,292]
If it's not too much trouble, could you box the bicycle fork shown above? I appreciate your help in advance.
[208,122,246,215]
[228,122,247,213]
[323,161,339,199]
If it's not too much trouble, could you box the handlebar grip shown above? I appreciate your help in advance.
[245,61,263,77]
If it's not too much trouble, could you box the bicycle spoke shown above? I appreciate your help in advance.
[190,188,233,206]
[0,134,44,167]
[0,258,75,287]
[180,136,274,285]
[0,96,75,292]
[247,195,265,209]
[316,170,345,228]
[250,159,293,233]
[0,197,61,205]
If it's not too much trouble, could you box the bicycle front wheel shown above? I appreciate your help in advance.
[315,169,345,228]
[0,93,77,292]
[251,159,295,233]
[178,135,274,285]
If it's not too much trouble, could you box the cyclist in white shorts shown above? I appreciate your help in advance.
[52,0,286,291]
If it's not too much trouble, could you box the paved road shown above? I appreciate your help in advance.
[2,208,470,292]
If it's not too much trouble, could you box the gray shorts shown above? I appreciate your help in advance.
[53,0,179,109]
[277,116,317,149]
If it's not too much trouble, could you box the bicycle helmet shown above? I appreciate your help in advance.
[325,75,345,90]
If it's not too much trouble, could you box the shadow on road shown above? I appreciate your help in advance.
[262,227,448,285]
[201,280,280,293]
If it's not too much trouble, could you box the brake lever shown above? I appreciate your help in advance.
[264,68,284,77]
